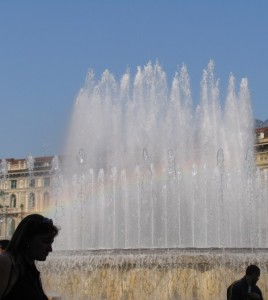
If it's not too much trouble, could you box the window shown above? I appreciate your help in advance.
[10,194,16,208]
[28,192,35,209]
[29,178,35,188]
[11,180,17,189]
[0,219,3,236]
[43,192,50,209]
[44,177,50,187]
[7,218,15,237]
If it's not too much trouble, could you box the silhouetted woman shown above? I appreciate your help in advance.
[0,214,59,300]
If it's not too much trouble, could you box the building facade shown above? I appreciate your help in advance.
[255,127,268,170]
[0,156,53,239]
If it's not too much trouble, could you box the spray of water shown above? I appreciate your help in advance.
[51,61,268,250]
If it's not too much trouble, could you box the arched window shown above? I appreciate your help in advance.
[28,192,35,209]
[10,194,16,208]
[43,192,50,209]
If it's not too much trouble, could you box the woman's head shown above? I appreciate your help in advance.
[6,214,59,261]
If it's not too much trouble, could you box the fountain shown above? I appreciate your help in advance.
[40,61,268,299]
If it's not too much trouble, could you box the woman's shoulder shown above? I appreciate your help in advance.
[0,253,13,268]
[0,253,15,298]
[0,253,15,279]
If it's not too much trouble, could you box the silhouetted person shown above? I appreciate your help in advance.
[227,264,263,300]
[0,214,59,300]
[0,240,9,253]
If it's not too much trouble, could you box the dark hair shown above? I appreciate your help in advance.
[0,239,9,250]
[6,214,59,257]
[246,265,260,276]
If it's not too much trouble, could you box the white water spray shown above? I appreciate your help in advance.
[52,61,268,250]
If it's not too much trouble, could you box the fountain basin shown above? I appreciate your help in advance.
[39,248,268,300]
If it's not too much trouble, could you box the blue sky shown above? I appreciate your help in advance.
[0,1,267,158]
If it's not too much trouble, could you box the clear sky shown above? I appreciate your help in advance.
[0,1,267,159]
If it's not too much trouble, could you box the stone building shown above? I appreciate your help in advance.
[255,126,268,170]
[0,156,54,239]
